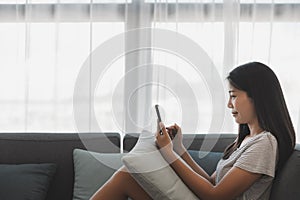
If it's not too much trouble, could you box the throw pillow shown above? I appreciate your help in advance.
[0,163,57,200]
[188,150,223,175]
[72,149,125,200]
[121,130,199,200]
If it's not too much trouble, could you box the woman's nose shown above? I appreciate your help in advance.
[227,100,233,109]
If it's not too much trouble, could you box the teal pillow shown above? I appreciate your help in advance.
[0,163,56,200]
[188,150,223,175]
[72,149,125,200]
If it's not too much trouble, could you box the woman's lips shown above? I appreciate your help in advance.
[232,111,238,116]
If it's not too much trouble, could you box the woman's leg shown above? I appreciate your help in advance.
[90,166,152,200]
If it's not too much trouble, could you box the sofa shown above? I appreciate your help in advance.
[0,132,299,200]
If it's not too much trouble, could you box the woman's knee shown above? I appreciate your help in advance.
[109,168,132,186]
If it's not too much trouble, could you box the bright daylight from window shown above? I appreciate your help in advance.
[0,0,299,143]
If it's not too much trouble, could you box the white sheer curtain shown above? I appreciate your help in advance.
[0,0,299,142]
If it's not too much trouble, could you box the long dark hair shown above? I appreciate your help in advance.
[223,62,295,171]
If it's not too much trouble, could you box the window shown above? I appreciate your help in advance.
[0,0,299,143]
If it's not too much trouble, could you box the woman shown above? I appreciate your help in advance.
[91,62,295,200]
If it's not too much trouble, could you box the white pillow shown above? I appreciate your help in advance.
[122,130,199,200]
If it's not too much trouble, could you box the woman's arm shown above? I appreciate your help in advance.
[156,123,261,200]
[165,150,261,200]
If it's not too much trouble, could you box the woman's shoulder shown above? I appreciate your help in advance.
[248,131,278,150]
[257,131,277,143]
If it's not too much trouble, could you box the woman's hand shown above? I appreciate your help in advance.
[155,122,174,158]
[169,124,186,156]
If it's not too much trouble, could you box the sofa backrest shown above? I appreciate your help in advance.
[270,144,300,200]
[123,133,237,152]
[0,133,120,200]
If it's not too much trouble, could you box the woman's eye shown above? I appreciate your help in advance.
[230,95,236,98]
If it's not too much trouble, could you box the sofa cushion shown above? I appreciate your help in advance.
[188,150,223,175]
[123,133,236,152]
[270,145,300,200]
[73,149,125,200]
[0,163,56,200]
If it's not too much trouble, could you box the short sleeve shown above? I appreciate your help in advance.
[234,133,278,177]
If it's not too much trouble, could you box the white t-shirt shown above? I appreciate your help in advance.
[215,132,278,200]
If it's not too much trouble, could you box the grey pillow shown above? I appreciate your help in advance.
[0,163,56,200]
[72,149,125,200]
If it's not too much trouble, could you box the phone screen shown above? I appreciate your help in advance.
[155,104,177,138]
[155,104,162,122]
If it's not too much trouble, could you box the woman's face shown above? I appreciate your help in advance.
[227,83,258,125]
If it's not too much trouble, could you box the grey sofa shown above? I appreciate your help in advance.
[0,132,299,200]
[0,133,120,200]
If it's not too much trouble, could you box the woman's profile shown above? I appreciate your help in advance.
[91,62,295,200]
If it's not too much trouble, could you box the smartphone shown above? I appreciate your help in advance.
[155,104,163,135]
[154,104,177,138]
[155,104,162,123]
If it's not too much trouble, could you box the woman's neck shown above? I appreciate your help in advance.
[248,120,264,137]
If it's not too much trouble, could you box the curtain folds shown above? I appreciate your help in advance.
[0,0,299,143]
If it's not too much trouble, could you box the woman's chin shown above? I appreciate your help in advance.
[234,118,241,124]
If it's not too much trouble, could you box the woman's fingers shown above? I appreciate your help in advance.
[159,122,168,135]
